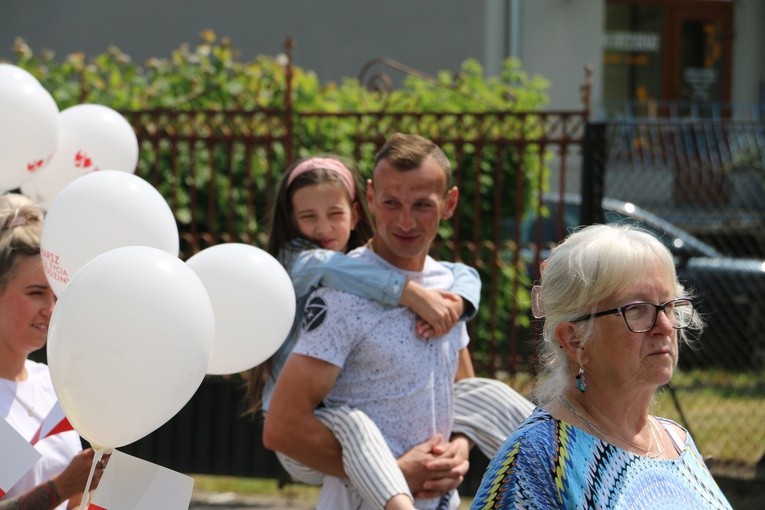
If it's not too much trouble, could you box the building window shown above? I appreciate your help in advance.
[602,3,663,117]
[602,0,732,118]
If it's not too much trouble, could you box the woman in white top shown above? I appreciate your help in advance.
[0,194,106,510]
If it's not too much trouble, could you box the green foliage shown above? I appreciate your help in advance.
[9,32,549,116]
[7,31,554,372]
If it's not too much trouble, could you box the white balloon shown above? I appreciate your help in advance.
[22,104,139,205]
[186,243,296,375]
[41,170,179,296]
[47,246,215,449]
[0,63,43,87]
[0,78,59,192]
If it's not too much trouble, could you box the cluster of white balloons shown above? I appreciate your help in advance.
[1,64,296,451]
[0,63,60,193]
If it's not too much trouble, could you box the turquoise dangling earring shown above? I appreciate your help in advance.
[575,366,587,393]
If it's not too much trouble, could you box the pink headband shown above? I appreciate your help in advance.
[287,158,356,199]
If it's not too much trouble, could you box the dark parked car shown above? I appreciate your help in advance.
[510,193,765,370]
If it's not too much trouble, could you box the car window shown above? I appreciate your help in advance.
[510,203,578,246]
[604,209,680,253]
[509,195,717,259]
[601,209,715,258]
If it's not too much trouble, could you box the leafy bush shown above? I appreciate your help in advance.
[8,31,553,372]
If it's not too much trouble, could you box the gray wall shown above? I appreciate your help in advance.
[520,0,603,111]
[733,0,765,108]
[1,0,492,86]
[516,0,764,114]
[3,0,761,112]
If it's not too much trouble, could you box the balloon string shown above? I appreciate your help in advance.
[78,449,104,510]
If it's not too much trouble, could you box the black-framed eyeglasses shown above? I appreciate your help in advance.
[570,298,694,333]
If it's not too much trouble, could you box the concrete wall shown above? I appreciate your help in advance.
[732,0,765,109]
[518,0,603,111]
[2,0,761,112]
[0,0,489,86]
[516,0,764,113]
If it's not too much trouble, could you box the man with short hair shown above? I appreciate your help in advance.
[264,133,492,509]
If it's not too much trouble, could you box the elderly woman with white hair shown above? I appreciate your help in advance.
[470,224,731,509]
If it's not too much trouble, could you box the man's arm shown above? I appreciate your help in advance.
[263,352,471,494]
[262,353,346,478]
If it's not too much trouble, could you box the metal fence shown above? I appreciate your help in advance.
[115,77,763,489]
[116,80,591,483]
[113,111,585,491]
[123,107,590,376]
[587,120,765,476]
[603,119,765,257]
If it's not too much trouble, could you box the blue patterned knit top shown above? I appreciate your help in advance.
[471,407,731,510]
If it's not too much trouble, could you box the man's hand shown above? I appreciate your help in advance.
[397,434,470,500]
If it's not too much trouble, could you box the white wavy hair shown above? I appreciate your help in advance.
[532,223,703,405]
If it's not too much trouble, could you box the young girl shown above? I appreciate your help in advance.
[247,156,533,510]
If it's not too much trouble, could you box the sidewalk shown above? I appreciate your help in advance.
[189,470,765,509]
[190,490,475,509]
[190,490,316,510]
